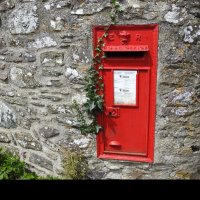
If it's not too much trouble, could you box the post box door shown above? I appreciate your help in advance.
[94,24,158,162]
[103,69,150,156]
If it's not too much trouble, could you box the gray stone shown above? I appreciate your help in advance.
[9,37,26,47]
[4,51,23,63]
[40,51,64,67]
[0,101,16,128]
[71,1,109,15]
[60,38,72,48]
[10,67,26,87]
[189,7,200,18]
[38,94,62,102]
[44,0,71,10]
[56,115,77,127]
[183,25,200,43]
[10,66,40,88]
[0,0,15,12]
[104,161,123,170]
[73,137,91,149]
[0,37,6,49]
[50,17,64,31]
[42,69,63,77]
[104,171,122,179]
[0,63,6,70]
[8,3,38,34]
[47,79,62,87]
[47,104,71,114]
[65,67,82,83]
[163,87,195,106]
[0,132,11,143]
[38,127,60,138]
[2,95,27,106]
[24,52,36,62]
[29,153,53,171]
[55,0,71,9]
[21,117,37,130]
[70,45,90,65]
[164,4,180,24]
[0,71,8,81]
[30,101,46,107]
[15,132,42,151]
[28,35,57,49]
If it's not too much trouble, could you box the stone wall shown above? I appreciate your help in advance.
[0,0,199,179]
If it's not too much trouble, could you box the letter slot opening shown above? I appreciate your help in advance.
[105,51,146,58]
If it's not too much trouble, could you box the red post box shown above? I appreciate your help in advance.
[93,25,158,162]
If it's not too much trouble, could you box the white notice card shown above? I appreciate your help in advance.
[114,70,137,105]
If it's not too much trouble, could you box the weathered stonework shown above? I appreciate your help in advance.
[0,101,16,128]
[0,0,15,12]
[38,127,60,139]
[8,3,38,34]
[29,153,53,171]
[0,131,11,143]
[15,132,42,151]
[0,0,199,179]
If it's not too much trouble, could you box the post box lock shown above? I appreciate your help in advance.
[105,107,120,117]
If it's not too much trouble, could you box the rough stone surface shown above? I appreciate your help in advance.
[29,153,53,171]
[0,0,15,12]
[38,127,60,138]
[8,3,38,34]
[15,132,42,151]
[0,132,11,143]
[10,66,40,88]
[0,0,199,179]
[0,101,16,128]
[28,35,57,49]
[40,51,64,67]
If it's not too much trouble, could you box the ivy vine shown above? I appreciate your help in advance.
[72,0,121,136]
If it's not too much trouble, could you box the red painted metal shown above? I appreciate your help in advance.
[103,45,149,52]
[93,24,158,163]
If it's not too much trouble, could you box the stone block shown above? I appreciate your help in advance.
[40,51,64,67]
[0,0,14,12]
[0,101,16,128]
[8,3,38,34]
[29,153,53,171]
[0,132,11,143]
[15,132,42,151]
[38,127,60,138]
[10,66,40,88]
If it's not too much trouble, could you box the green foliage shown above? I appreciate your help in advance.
[110,0,122,24]
[62,150,88,180]
[72,0,121,136]
[0,148,60,180]
[0,148,39,180]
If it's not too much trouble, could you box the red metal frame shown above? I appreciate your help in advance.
[94,24,159,163]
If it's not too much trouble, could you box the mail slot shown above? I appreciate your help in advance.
[93,25,158,162]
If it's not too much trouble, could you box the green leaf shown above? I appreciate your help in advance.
[95,48,101,52]
[98,38,103,42]
[99,65,104,70]
[89,101,96,112]
[103,33,108,38]
[95,125,102,133]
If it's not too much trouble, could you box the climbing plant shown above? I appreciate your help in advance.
[72,0,121,135]
[0,148,39,180]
